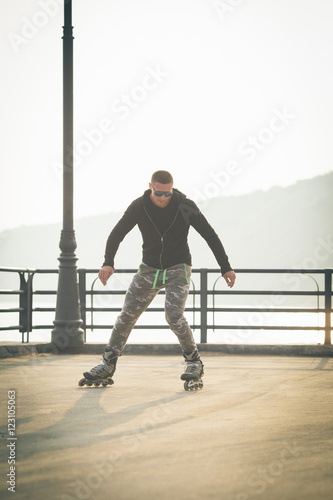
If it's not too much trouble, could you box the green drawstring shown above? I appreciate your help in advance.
[184,263,189,283]
[152,269,160,289]
[152,268,167,288]
[153,266,188,288]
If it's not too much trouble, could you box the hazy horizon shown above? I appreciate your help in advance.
[1,171,332,233]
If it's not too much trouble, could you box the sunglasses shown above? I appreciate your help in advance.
[152,186,172,197]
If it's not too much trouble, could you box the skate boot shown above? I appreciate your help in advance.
[78,347,119,387]
[181,350,204,391]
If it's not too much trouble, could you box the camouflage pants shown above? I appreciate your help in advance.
[106,262,197,355]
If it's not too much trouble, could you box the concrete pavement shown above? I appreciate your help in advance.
[0,352,332,500]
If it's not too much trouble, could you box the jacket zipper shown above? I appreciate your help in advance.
[144,207,180,269]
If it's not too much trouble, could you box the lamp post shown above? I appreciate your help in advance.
[52,0,84,351]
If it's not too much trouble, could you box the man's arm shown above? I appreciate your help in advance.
[186,201,236,288]
[100,201,138,284]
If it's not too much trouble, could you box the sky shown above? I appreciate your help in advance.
[1,0,333,231]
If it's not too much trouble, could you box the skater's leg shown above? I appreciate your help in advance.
[164,263,197,354]
[106,264,161,353]
[164,264,204,386]
[82,265,161,384]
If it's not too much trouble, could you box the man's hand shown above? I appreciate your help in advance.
[98,266,114,286]
[223,270,236,288]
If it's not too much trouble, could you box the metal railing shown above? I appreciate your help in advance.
[0,267,332,344]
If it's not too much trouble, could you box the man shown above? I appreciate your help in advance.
[82,170,236,387]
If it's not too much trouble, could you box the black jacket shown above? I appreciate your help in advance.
[103,189,232,275]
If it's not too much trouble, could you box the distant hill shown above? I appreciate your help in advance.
[194,172,333,270]
[0,173,332,288]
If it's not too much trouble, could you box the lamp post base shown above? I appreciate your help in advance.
[52,230,84,352]
[52,319,84,352]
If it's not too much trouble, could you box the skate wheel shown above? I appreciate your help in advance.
[94,382,101,387]
[184,379,204,391]
[101,378,114,387]
[86,381,93,387]
[78,378,86,387]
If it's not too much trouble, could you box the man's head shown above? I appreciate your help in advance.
[149,170,174,208]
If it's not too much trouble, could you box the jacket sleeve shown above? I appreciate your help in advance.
[187,201,233,275]
[102,201,138,268]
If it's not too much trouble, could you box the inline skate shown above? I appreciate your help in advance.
[181,350,204,391]
[78,347,118,387]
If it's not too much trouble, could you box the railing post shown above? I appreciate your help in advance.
[19,272,27,341]
[324,269,332,345]
[26,272,34,343]
[19,272,33,343]
[78,269,86,342]
[200,269,208,343]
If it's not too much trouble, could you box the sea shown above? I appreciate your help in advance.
[0,297,326,345]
